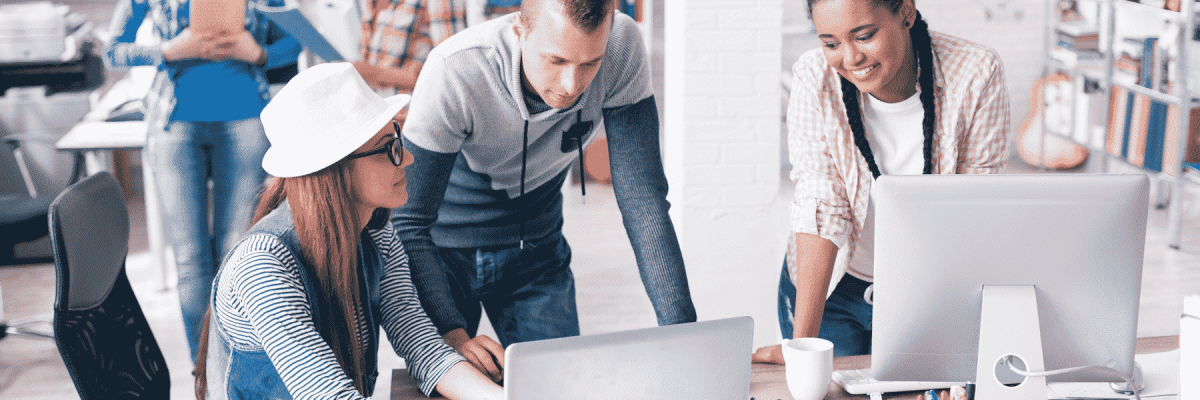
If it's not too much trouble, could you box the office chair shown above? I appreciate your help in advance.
[49,172,169,399]
[0,134,84,340]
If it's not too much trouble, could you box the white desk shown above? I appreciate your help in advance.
[55,120,169,291]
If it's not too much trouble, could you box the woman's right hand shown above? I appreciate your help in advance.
[435,362,504,400]
[162,29,205,61]
[752,344,786,364]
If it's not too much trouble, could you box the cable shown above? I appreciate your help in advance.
[1003,356,1140,400]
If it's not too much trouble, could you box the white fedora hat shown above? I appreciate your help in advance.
[260,63,410,178]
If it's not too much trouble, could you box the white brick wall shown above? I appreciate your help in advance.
[666,0,781,210]
[664,0,788,347]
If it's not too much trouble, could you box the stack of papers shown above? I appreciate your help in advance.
[56,121,148,150]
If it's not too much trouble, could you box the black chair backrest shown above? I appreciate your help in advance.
[49,172,169,399]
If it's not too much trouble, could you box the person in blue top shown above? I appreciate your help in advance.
[393,0,696,380]
[102,0,301,360]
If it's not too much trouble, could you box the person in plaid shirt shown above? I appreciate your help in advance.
[753,0,1010,362]
[353,0,467,92]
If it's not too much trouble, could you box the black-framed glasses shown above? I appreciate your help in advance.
[348,121,404,166]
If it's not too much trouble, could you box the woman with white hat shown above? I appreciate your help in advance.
[193,63,503,399]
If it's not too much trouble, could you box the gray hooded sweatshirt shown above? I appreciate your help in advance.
[392,12,697,334]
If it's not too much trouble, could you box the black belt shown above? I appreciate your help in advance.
[838,274,874,303]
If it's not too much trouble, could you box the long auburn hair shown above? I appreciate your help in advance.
[809,0,937,178]
[194,158,377,398]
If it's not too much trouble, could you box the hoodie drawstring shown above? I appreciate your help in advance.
[575,110,586,199]
[520,120,528,250]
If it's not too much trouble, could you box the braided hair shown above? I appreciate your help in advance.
[811,0,937,178]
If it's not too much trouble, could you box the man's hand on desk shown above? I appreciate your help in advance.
[751,344,785,364]
[443,328,506,383]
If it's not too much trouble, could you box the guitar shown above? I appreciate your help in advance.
[1015,73,1089,169]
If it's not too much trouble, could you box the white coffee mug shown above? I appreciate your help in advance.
[782,337,834,400]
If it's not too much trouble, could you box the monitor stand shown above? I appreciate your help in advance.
[975,285,1048,400]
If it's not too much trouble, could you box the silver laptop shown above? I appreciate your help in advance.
[503,317,754,400]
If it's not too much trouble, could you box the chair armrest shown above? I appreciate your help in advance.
[2,135,85,197]
[2,134,58,151]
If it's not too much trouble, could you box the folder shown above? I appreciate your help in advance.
[257,3,344,61]
[191,0,246,34]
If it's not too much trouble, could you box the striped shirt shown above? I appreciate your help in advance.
[786,30,1010,296]
[213,220,465,398]
[359,0,466,80]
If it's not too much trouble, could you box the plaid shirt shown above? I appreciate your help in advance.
[360,0,466,74]
[786,31,1010,296]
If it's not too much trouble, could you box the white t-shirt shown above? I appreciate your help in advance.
[846,89,926,282]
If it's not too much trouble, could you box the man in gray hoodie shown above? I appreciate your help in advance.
[392,0,696,380]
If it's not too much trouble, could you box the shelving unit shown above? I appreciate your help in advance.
[1042,0,1199,249]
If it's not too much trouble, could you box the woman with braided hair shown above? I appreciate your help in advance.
[752,0,1010,363]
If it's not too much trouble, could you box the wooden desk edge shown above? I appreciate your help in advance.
[390,335,1179,400]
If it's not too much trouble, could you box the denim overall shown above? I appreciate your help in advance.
[204,202,383,399]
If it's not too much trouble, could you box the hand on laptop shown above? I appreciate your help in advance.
[751,344,785,364]
[443,328,506,382]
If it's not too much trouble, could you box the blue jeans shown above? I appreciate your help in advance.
[149,118,269,359]
[436,231,579,347]
[778,260,873,356]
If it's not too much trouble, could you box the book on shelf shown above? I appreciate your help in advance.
[1056,22,1099,58]
[1056,37,1100,52]
[1115,54,1142,75]
[1107,86,1132,157]
[1143,97,1169,171]
[1161,105,1200,176]
[1106,37,1158,166]
[1114,39,1145,58]
[1139,37,1164,171]
[1050,46,1101,68]
[1057,21,1099,37]
[1102,35,1200,175]
[1126,93,1153,166]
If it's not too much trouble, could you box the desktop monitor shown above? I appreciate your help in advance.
[871,174,1148,394]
